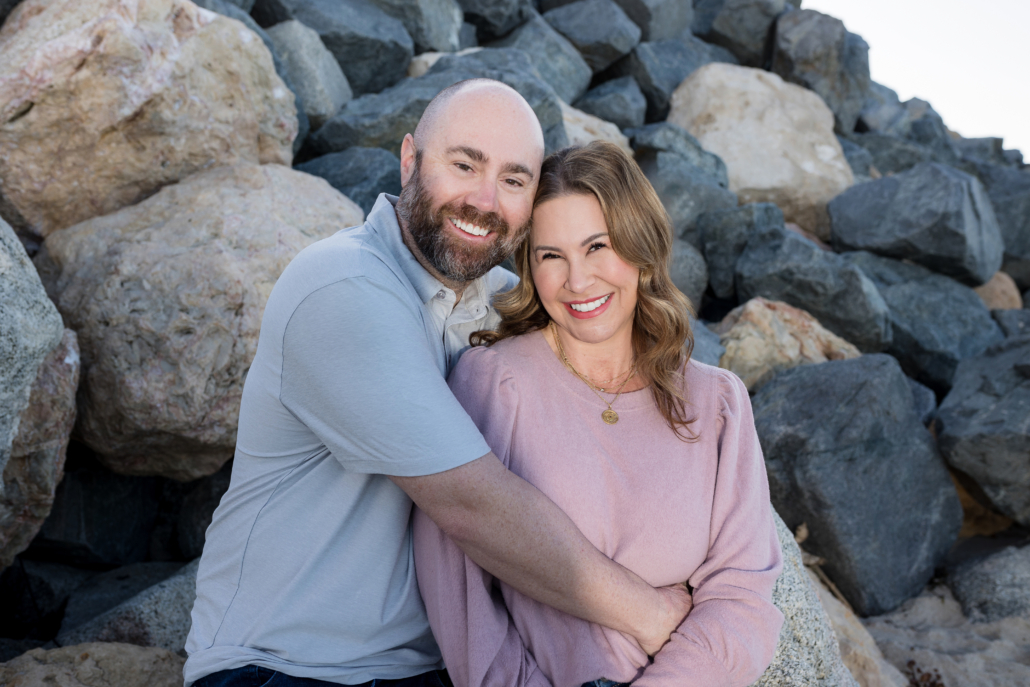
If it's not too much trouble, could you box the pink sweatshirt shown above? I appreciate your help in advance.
[413,331,784,687]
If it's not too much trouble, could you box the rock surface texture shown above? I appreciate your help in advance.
[60,562,185,636]
[574,77,646,130]
[669,63,854,240]
[975,271,1024,310]
[1,329,79,570]
[699,202,784,300]
[489,13,592,104]
[963,159,1030,290]
[266,19,352,131]
[456,0,534,41]
[0,0,297,239]
[668,239,708,311]
[559,100,632,156]
[367,0,463,54]
[0,642,186,687]
[35,164,364,481]
[611,0,692,42]
[695,0,785,67]
[752,354,963,616]
[543,0,641,73]
[935,336,1030,527]
[296,148,402,216]
[948,546,1030,623]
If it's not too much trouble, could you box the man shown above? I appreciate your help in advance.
[185,79,689,687]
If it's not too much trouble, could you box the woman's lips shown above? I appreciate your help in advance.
[563,293,613,319]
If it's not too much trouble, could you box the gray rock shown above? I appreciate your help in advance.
[177,462,233,561]
[961,160,1030,290]
[753,354,963,616]
[700,203,784,301]
[993,309,1030,338]
[58,558,200,654]
[638,151,738,248]
[60,562,186,635]
[573,77,646,130]
[626,121,728,184]
[0,560,96,637]
[458,22,478,49]
[772,9,870,133]
[836,135,876,183]
[907,377,938,426]
[949,546,1030,622]
[858,81,911,137]
[905,100,960,166]
[489,12,592,104]
[456,0,535,41]
[936,336,1030,526]
[610,0,692,42]
[736,225,892,352]
[604,33,738,121]
[251,0,414,96]
[296,148,402,216]
[843,251,1004,394]
[750,510,859,687]
[956,137,1024,168]
[0,217,64,483]
[543,0,641,73]
[266,20,353,131]
[669,239,708,310]
[848,132,932,176]
[829,162,1004,286]
[696,0,786,67]
[690,320,725,367]
[222,0,255,9]
[367,0,463,53]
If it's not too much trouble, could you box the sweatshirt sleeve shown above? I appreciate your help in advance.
[633,370,784,687]
[413,347,551,687]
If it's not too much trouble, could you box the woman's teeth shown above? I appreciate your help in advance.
[569,294,610,312]
[452,218,490,237]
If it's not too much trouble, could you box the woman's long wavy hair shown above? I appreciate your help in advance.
[474,141,698,440]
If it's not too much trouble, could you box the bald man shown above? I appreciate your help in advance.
[185,80,689,687]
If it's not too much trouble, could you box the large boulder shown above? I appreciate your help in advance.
[34,164,364,481]
[0,0,21,26]
[842,251,1004,393]
[1,330,79,570]
[543,0,641,73]
[559,100,632,156]
[0,643,186,687]
[836,136,877,184]
[609,0,692,42]
[669,63,854,240]
[993,309,1030,338]
[251,0,413,96]
[752,354,963,616]
[266,20,352,131]
[857,82,911,137]
[456,0,534,42]
[771,9,870,134]
[668,239,708,311]
[961,160,1030,290]
[367,0,462,54]
[829,163,1003,286]
[949,546,1030,623]
[295,147,402,216]
[714,298,860,392]
[935,336,1030,527]
[0,559,96,639]
[847,133,933,176]
[699,202,784,301]
[736,225,892,353]
[489,12,592,104]
[694,0,786,67]
[573,77,647,130]
[60,562,186,636]
[0,0,296,239]
[690,320,725,367]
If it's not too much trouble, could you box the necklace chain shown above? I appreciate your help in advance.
[550,321,634,425]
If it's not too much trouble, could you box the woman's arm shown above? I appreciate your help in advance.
[633,371,784,687]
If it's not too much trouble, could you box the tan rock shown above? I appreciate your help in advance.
[0,642,185,687]
[807,569,908,687]
[35,164,363,481]
[951,471,1013,539]
[667,63,854,240]
[974,271,1023,310]
[0,0,297,239]
[559,100,633,157]
[1,329,79,570]
[715,298,861,391]
[407,47,482,78]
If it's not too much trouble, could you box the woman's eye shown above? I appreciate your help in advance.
[588,242,608,252]
[540,252,561,260]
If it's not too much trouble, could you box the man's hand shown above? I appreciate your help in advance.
[636,584,693,656]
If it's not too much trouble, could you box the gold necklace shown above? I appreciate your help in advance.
[550,321,635,425]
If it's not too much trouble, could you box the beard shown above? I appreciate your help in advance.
[396,157,529,283]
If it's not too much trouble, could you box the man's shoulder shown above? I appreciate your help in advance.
[481,264,519,297]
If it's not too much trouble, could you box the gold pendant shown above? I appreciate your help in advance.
[602,409,619,425]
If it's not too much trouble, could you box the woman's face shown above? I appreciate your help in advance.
[530,193,640,345]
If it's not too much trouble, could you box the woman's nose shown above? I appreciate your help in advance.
[565,258,594,294]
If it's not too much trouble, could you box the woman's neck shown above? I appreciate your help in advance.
[544,321,649,393]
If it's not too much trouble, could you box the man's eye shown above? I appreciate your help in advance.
[505,178,524,188]
[455,162,472,172]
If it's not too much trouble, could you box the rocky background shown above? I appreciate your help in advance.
[0,0,1027,686]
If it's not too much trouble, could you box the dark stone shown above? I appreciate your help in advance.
[772,9,870,133]
[699,203,784,300]
[690,319,725,367]
[638,151,737,248]
[603,33,738,121]
[266,20,353,132]
[573,77,646,130]
[0,638,44,663]
[735,225,892,352]
[177,462,233,561]
[907,377,937,426]
[949,545,1030,622]
[936,336,1030,526]
[857,81,910,136]
[842,251,1004,394]
[669,239,708,310]
[456,0,535,42]
[848,132,932,176]
[224,0,254,8]
[829,162,1004,286]
[993,309,1030,338]
[296,148,402,216]
[0,559,96,639]
[59,562,185,635]
[904,99,960,166]
[695,0,786,67]
[489,12,592,104]
[252,0,414,96]
[626,122,728,184]
[459,22,479,49]
[543,0,641,73]
[837,135,875,183]
[752,354,963,617]
[0,0,22,27]
[147,479,190,562]
[367,0,463,53]
[960,160,1030,291]
[955,137,1021,168]
[609,0,693,41]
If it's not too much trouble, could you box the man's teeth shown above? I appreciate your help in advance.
[453,218,490,237]
[570,295,610,312]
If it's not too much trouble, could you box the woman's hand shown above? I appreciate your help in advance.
[635,583,693,656]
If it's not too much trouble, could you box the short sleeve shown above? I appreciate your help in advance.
[279,277,491,476]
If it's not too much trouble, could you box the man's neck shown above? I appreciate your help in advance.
[398,213,468,304]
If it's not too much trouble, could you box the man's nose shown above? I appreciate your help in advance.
[465,176,498,214]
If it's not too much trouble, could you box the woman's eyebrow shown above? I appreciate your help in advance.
[580,232,608,246]
[533,245,561,252]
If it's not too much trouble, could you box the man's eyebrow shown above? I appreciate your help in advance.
[501,162,534,180]
[447,146,486,163]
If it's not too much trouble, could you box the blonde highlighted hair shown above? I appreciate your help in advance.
[474,141,698,439]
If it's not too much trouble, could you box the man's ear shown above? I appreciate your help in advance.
[399,134,417,188]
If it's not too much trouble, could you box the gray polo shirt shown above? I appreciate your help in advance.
[184,195,517,685]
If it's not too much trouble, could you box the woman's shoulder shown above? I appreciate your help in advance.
[683,357,750,418]
[452,331,545,380]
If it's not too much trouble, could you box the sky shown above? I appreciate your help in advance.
[803,0,1030,156]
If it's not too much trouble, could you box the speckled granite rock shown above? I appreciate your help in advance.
[0,642,185,686]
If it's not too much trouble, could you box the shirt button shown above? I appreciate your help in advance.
[436,291,446,299]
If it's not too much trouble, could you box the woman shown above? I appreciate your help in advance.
[413,141,783,687]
